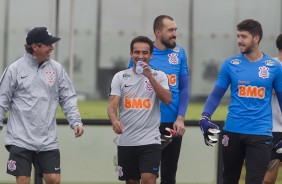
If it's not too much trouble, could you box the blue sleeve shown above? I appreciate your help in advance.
[215,61,230,89]
[276,91,282,113]
[179,48,189,75]
[178,74,189,117]
[203,85,227,116]
[273,64,282,92]
[128,58,134,68]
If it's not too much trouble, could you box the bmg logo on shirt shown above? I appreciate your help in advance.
[167,74,176,86]
[124,98,152,109]
[238,85,265,99]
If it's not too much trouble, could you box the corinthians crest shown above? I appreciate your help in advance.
[258,66,269,79]
[45,70,56,84]
[168,53,179,65]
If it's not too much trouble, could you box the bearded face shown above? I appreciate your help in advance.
[161,35,177,49]
[237,30,258,54]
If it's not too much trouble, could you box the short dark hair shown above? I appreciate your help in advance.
[237,19,263,43]
[276,34,282,51]
[153,15,174,32]
[130,36,154,54]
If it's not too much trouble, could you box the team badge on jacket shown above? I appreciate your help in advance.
[45,70,56,84]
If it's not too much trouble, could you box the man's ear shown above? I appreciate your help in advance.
[254,35,260,44]
[155,29,161,37]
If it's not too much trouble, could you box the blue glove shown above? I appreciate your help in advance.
[199,113,220,146]
[275,139,282,153]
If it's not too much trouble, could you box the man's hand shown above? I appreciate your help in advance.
[74,124,84,138]
[173,116,186,136]
[112,120,124,134]
[275,139,282,153]
[199,113,220,146]
[141,62,153,79]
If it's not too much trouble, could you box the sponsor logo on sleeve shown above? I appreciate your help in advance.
[231,59,241,65]
[172,47,180,52]
[265,60,275,66]
[123,73,131,80]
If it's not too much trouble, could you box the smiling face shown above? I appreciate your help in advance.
[31,43,54,63]
[237,30,259,54]
[130,42,152,67]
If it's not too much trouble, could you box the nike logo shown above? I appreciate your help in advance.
[55,167,60,170]
[152,167,159,171]
[21,76,27,79]
[125,84,132,87]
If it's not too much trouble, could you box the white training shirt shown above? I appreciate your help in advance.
[110,68,169,146]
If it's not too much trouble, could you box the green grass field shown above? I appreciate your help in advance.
[56,100,229,120]
[56,100,282,184]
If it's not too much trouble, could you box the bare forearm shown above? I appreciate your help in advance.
[107,102,123,134]
[148,76,171,104]
[107,95,120,124]
[107,105,118,124]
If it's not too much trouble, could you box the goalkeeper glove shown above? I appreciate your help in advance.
[199,113,220,146]
[161,127,176,149]
[275,139,282,153]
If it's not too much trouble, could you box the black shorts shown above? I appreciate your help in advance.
[221,131,272,184]
[271,132,282,161]
[117,144,161,181]
[6,145,60,176]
